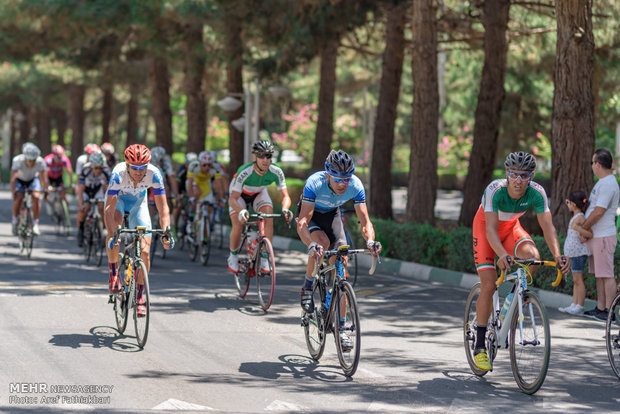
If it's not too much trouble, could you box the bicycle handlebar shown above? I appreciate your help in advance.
[111,225,172,249]
[497,258,563,287]
[311,245,381,278]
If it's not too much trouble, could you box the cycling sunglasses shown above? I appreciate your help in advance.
[128,164,147,171]
[330,175,351,184]
[256,153,272,159]
[506,170,532,182]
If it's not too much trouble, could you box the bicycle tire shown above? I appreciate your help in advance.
[133,260,150,348]
[84,221,93,263]
[25,212,34,258]
[344,229,358,287]
[61,199,70,236]
[334,281,361,376]
[114,254,129,334]
[606,292,620,380]
[200,216,211,266]
[463,283,491,377]
[234,236,250,298]
[304,280,326,360]
[509,291,550,394]
[256,238,276,311]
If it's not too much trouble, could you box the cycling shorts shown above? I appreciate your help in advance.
[295,203,347,250]
[111,194,152,237]
[228,188,273,216]
[473,205,534,272]
[49,176,65,189]
[15,178,41,193]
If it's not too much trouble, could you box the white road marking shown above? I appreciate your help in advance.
[152,398,213,410]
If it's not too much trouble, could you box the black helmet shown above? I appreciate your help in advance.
[325,150,355,177]
[504,151,536,172]
[251,140,275,154]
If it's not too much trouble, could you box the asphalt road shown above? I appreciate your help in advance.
[0,189,617,413]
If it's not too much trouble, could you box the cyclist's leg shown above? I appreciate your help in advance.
[29,178,42,221]
[105,199,124,293]
[254,188,274,240]
[12,187,25,219]
[129,199,153,277]
[512,221,539,273]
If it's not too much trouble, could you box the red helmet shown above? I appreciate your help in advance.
[52,145,65,157]
[124,144,151,165]
[101,142,115,155]
[84,143,100,155]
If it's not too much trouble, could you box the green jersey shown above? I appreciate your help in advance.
[230,162,286,196]
[481,179,549,222]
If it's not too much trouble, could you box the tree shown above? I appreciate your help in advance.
[551,0,595,233]
[150,57,173,152]
[68,83,86,164]
[406,0,438,224]
[223,14,245,173]
[369,1,408,219]
[184,21,207,154]
[458,0,511,227]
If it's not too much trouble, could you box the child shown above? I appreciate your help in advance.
[558,190,592,315]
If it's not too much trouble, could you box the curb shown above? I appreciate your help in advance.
[227,226,598,312]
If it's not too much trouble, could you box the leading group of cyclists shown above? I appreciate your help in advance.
[11,140,582,373]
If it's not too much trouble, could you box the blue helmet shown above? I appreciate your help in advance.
[325,150,355,177]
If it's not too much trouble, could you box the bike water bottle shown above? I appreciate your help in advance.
[247,230,257,255]
[325,288,332,308]
[126,262,132,284]
[499,292,514,322]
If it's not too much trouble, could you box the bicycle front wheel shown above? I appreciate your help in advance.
[334,281,361,377]
[463,283,491,377]
[256,238,276,311]
[133,260,151,348]
[606,292,620,380]
[114,254,129,334]
[344,230,358,287]
[200,216,211,266]
[303,281,326,361]
[509,291,550,394]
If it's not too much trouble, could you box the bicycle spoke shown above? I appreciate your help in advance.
[134,260,150,348]
[334,281,361,377]
[606,293,620,380]
[304,281,326,360]
[256,238,276,311]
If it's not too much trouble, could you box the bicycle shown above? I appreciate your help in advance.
[233,212,285,311]
[340,208,358,287]
[464,258,563,394]
[46,186,70,236]
[301,245,380,377]
[17,190,36,258]
[187,199,216,266]
[606,290,620,380]
[82,198,105,267]
[210,202,225,249]
[108,225,171,348]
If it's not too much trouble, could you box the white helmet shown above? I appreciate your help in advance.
[198,151,213,165]
[89,152,105,167]
[151,146,166,164]
[186,152,198,164]
[23,143,41,161]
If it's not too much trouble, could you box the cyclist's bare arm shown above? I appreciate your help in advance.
[104,194,118,228]
[76,183,86,210]
[154,193,171,229]
[537,211,569,273]
[278,187,292,211]
[66,163,74,187]
[484,211,511,271]
[38,171,48,192]
[10,170,18,194]
[168,173,180,200]
[228,190,245,214]
[296,202,316,247]
[354,204,375,242]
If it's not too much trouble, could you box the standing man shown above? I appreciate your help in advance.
[582,149,619,321]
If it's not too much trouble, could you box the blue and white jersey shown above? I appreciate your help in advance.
[107,162,166,203]
[301,171,365,214]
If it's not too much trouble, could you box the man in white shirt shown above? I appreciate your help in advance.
[582,149,619,321]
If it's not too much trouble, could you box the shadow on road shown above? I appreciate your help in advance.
[48,325,142,353]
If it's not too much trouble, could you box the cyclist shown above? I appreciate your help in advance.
[101,142,118,170]
[43,145,74,205]
[296,149,382,350]
[10,143,48,236]
[148,146,180,217]
[76,143,101,177]
[105,144,172,316]
[471,151,570,371]
[172,152,197,238]
[76,152,111,247]
[186,151,225,242]
[227,140,293,274]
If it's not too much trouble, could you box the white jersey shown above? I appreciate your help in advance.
[106,163,166,205]
[11,154,46,181]
[75,153,89,176]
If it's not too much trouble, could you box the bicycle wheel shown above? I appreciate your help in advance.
[61,199,70,236]
[234,237,250,298]
[256,238,276,311]
[303,281,326,361]
[114,255,129,334]
[24,213,34,258]
[84,221,93,263]
[133,260,150,348]
[188,221,199,262]
[606,292,620,380]
[509,291,550,394]
[463,283,491,377]
[200,216,211,266]
[344,230,358,287]
[149,233,158,266]
[94,219,104,267]
[333,281,361,376]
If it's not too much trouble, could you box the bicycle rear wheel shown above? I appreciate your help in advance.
[256,238,276,311]
[200,216,211,266]
[344,230,358,287]
[234,239,250,298]
[334,281,361,376]
[606,292,620,380]
[509,291,550,394]
[133,260,150,348]
[114,254,129,334]
[94,219,105,267]
[463,283,491,377]
[303,281,326,361]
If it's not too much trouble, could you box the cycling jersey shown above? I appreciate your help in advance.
[11,154,47,182]
[188,163,221,199]
[75,153,89,176]
[44,154,71,180]
[301,171,365,214]
[230,162,286,196]
[481,179,549,221]
[79,163,111,199]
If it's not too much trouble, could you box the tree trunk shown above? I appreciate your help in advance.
[17,105,32,152]
[102,85,113,144]
[225,16,245,174]
[458,0,511,227]
[369,1,407,219]
[184,22,207,154]
[35,107,52,156]
[10,111,17,157]
[69,83,86,165]
[52,106,68,148]
[126,80,140,146]
[551,0,595,234]
[311,36,339,172]
[406,0,438,224]
[150,57,174,153]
